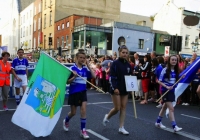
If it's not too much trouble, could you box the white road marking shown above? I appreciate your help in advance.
[161,127,200,140]
[87,129,109,140]
[0,109,16,111]
[181,114,200,120]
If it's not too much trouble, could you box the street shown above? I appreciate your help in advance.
[0,90,200,140]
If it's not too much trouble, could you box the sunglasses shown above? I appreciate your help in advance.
[118,45,127,51]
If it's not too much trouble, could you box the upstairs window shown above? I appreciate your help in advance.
[138,39,144,49]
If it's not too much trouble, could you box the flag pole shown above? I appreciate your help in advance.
[156,77,183,102]
[40,52,106,94]
[131,92,137,118]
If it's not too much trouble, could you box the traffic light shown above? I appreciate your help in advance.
[48,37,52,45]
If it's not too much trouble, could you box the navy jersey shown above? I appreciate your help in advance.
[110,58,132,94]
[159,67,176,93]
[68,64,91,94]
[12,57,29,75]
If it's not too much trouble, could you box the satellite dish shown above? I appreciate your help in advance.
[183,15,199,26]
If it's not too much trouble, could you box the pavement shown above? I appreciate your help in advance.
[0,90,200,140]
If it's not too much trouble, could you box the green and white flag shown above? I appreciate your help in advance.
[12,52,71,137]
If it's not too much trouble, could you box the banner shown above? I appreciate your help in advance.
[12,52,71,137]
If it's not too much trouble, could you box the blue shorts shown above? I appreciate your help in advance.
[162,91,175,102]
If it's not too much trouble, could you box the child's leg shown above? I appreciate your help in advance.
[80,102,87,131]
[65,105,77,123]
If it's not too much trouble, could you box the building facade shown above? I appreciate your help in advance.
[119,12,153,28]
[112,22,154,56]
[153,0,200,55]
[33,0,42,50]
[42,0,55,50]
[20,3,34,53]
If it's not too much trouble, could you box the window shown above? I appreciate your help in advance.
[44,14,46,28]
[195,36,199,43]
[62,23,64,29]
[23,15,25,23]
[34,20,36,31]
[44,35,46,49]
[44,0,47,9]
[21,28,22,38]
[30,25,31,35]
[30,10,32,17]
[27,12,28,19]
[38,18,41,30]
[39,3,41,12]
[23,26,25,37]
[197,20,200,29]
[50,0,52,5]
[50,11,52,26]
[138,39,144,49]
[34,37,36,48]
[26,27,28,36]
[34,6,36,15]
[57,37,60,48]
[66,22,69,27]
[57,25,60,30]
[61,36,64,47]
[66,35,69,46]
[21,17,22,25]
[30,40,31,48]
[185,35,190,47]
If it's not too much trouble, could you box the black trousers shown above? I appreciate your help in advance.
[102,71,108,92]
[191,82,199,105]
[181,85,191,103]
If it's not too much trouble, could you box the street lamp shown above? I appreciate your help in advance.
[191,42,199,52]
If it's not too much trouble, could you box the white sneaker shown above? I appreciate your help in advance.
[80,129,90,139]
[102,114,109,126]
[182,103,186,105]
[174,125,182,132]
[119,126,129,135]
[185,103,190,106]
[63,119,69,131]
[155,122,166,129]
[156,104,163,108]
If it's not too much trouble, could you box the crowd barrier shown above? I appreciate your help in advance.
[9,62,73,98]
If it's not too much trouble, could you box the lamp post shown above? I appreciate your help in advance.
[191,42,199,52]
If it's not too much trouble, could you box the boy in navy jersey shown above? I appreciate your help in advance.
[155,55,182,132]
[11,49,29,106]
[63,49,95,139]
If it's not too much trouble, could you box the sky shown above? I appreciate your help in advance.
[0,0,200,28]
[120,0,200,16]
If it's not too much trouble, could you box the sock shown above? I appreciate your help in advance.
[65,116,71,123]
[80,118,86,131]
[156,116,163,123]
[15,95,20,105]
[171,121,176,128]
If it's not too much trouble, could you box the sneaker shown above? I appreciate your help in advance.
[102,114,109,126]
[63,119,69,131]
[119,127,129,135]
[185,103,190,106]
[148,98,155,102]
[80,129,89,139]
[174,125,182,132]
[182,103,186,105]
[156,104,163,108]
[3,106,8,111]
[155,122,166,129]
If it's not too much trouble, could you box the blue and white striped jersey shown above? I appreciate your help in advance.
[12,57,29,75]
[159,67,176,93]
[68,63,91,94]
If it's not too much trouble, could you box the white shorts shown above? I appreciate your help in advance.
[14,75,28,88]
